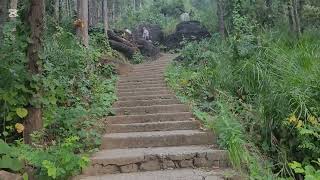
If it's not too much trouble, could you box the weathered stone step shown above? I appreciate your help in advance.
[117,80,165,86]
[82,146,228,176]
[117,84,166,90]
[117,90,170,97]
[133,64,169,71]
[134,62,170,68]
[78,168,233,180]
[101,130,216,149]
[118,94,174,101]
[113,99,180,107]
[107,112,193,124]
[127,70,165,75]
[113,104,188,115]
[107,121,199,133]
[120,74,164,80]
[133,65,167,71]
[119,77,164,83]
[117,87,168,94]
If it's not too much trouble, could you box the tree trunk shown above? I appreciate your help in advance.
[24,0,45,144]
[54,0,59,21]
[298,0,304,32]
[133,0,136,11]
[9,0,18,21]
[288,1,295,33]
[77,0,89,47]
[102,0,109,37]
[0,0,8,44]
[217,0,225,38]
[112,0,115,21]
[291,0,302,37]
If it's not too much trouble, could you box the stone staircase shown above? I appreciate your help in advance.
[76,54,234,180]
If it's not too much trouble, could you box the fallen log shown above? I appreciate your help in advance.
[109,40,138,58]
[107,30,136,48]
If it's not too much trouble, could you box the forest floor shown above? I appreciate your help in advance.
[75,53,238,180]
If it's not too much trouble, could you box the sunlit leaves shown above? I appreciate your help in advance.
[16,108,28,118]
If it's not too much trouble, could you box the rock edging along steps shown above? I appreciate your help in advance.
[77,54,234,180]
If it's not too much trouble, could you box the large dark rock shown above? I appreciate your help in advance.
[135,38,160,59]
[133,24,164,44]
[164,21,211,49]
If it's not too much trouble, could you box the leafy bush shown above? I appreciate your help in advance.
[16,136,89,179]
[0,139,24,172]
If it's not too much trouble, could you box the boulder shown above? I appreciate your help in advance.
[0,171,22,180]
[164,21,211,49]
[135,38,160,59]
[133,24,164,44]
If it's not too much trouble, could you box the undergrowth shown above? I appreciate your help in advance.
[165,29,320,179]
[0,19,117,179]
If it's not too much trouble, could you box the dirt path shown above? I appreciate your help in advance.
[76,54,232,180]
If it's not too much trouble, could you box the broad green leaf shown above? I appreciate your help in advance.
[0,139,11,154]
[23,173,29,180]
[0,155,24,171]
[42,160,57,179]
[16,108,28,118]
[2,131,9,137]
[305,165,316,175]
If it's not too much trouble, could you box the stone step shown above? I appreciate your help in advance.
[117,87,168,94]
[117,90,170,97]
[117,80,166,86]
[82,146,228,176]
[113,99,180,107]
[131,67,167,72]
[118,94,174,101]
[119,77,164,83]
[78,168,235,180]
[117,84,166,90]
[113,104,189,115]
[133,65,167,72]
[127,70,165,75]
[134,63,170,68]
[107,121,199,133]
[101,130,216,149]
[107,112,193,124]
[120,74,164,80]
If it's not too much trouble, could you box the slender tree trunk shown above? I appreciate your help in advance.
[102,0,109,37]
[298,0,304,32]
[54,0,59,21]
[112,0,115,21]
[0,0,8,44]
[288,1,295,33]
[217,0,225,38]
[77,0,89,47]
[288,0,303,37]
[24,0,45,144]
[292,0,301,36]
[9,0,18,21]
[133,0,136,11]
